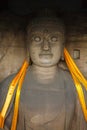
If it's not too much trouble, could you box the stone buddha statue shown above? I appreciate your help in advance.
[0,13,87,130]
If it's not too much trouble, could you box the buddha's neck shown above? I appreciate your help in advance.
[31,64,58,84]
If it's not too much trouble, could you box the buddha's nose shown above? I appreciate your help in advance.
[42,39,50,51]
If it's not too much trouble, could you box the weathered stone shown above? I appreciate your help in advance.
[0,30,27,82]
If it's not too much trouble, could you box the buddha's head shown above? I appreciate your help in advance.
[27,14,65,67]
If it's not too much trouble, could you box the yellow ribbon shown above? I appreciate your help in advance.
[0,60,29,129]
[11,61,28,130]
[64,48,87,121]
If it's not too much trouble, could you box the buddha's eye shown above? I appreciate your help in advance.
[34,36,41,42]
[51,36,58,42]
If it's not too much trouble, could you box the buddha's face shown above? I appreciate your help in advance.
[28,24,64,67]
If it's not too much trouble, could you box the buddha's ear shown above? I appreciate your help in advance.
[60,41,65,61]
[60,52,64,61]
[25,42,30,63]
[26,45,33,65]
[58,60,68,70]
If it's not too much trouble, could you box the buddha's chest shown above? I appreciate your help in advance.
[20,86,75,130]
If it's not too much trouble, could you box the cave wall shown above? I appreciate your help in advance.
[0,14,27,81]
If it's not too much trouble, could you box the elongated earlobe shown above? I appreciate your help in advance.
[60,54,64,61]
[60,44,65,61]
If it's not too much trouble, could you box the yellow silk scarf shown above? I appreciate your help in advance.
[0,60,28,130]
[64,48,87,121]
[0,48,87,130]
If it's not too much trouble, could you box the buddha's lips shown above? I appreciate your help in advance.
[39,54,53,58]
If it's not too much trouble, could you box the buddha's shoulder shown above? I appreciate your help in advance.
[0,73,17,115]
[58,67,73,80]
[58,68,77,98]
[0,74,16,91]
[59,67,75,88]
[0,74,16,104]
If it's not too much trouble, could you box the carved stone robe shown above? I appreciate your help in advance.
[0,67,87,130]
